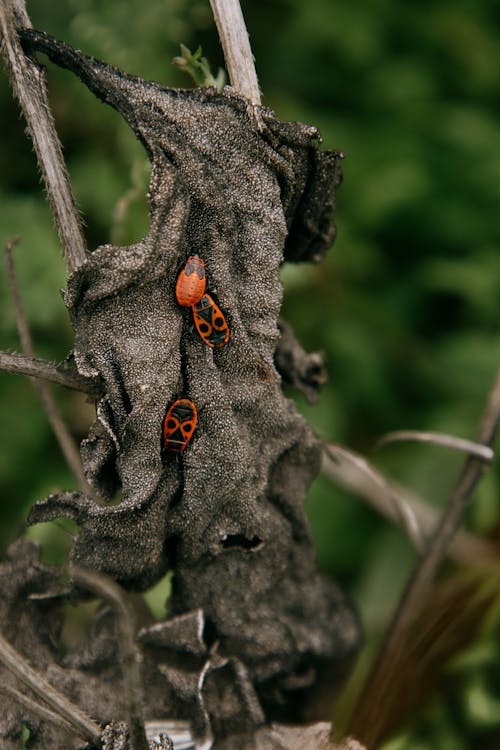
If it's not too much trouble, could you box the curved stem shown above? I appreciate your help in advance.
[71,566,149,750]
[323,442,426,555]
[321,444,497,566]
[0,684,79,738]
[375,429,494,462]
[352,367,500,747]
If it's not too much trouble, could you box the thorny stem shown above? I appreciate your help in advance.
[208,0,261,105]
[71,565,149,750]
[0,0,87,273]
[0,628,102,745]
[353,367,500,748]
[5,240,94,497]
[0,349,103,396]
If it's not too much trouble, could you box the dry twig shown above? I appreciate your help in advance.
[322,444,498,566]
[0,0,87,273]
[208,0,261,105]
[0,628,101,745]
[4,239,93,496]
[71,565,149,750]
[0,684,78,738]
[376,429,494,462]
[352,367,500,747]
[0,349,102,395]
[323,443,426,554]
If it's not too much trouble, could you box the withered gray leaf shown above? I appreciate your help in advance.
[17,27,360,737]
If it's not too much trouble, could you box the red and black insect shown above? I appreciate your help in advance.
[163,398,198,452]
[192,293,230,349]
[175,255,206,307]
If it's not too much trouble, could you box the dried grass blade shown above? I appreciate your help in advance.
[0,629,101,744]
[376,429,494,462]
[323,442,426,554]
[322,444,497,566]
[351,367,500,748]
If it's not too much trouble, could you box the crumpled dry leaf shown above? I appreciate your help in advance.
[13,28,360,743]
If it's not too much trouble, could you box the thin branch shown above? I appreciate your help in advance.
[375,429,494,462]
[0,628,102,745]
[0,0,87,273]
[0,349,103,395]
[5,240,94,496]
[381,368,500,632]
[71,566,149,750]
[208,0,261,105]
[352,367,500,748]
[321,445,498,567]
[0,684,79,738]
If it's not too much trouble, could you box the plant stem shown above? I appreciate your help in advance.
[208,0,261,105]
[352,367,500,747]
[0,0,88,273]
[0,350,102,395]
[71,566,149,750]
[5,240,94,496]
[0,629,102,745]
[0,684,79,738]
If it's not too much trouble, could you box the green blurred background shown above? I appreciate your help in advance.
[1,1,500,747]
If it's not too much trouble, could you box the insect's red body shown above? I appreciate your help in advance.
[192,293,230,349]
[175,255,206,306]
[163,398,198,452]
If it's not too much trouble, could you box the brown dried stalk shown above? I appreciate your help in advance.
[0,628,102,745]
[352,366,500,748]
[0,0,87,273]
[5,240,93,496]
[323,443,426,554]
[0,350,102,395]
[321,443,498,567]
[208,0,261,105]
[71,565,149,750]
[0,684,79,738]
[376,429,494,462]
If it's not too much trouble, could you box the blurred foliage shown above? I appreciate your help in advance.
[1,0,500,747]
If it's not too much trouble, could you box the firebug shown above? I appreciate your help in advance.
[192,293,230,349]
[175,255,206,306]
[163,398,198,452]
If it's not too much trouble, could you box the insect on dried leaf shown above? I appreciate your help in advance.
[4,23,360,748]
[192,293,230,349]
[175,255,207,307]
[163,399,198,453]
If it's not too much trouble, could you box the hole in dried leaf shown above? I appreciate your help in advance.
[220,534,263,551]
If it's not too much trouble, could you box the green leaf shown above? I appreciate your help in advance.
[173,43,226,90]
